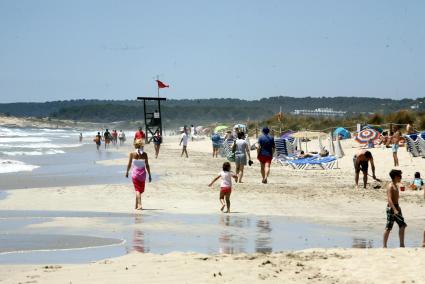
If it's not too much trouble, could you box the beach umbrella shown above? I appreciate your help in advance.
[333,127,351,139]
[291,131,327,139]
[355,128,380,144]
[281,130,295,139]
[214,125,228,133]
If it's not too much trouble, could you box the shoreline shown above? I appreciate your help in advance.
[1,134,425,283]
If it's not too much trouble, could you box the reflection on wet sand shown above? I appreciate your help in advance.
[218,215,249,254]
[352,237,374,248]
[131,214,147,253]
[255,219,272,253]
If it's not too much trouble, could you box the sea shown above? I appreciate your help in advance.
[0,126,127,190]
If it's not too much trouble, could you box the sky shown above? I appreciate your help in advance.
[0,0,424,103]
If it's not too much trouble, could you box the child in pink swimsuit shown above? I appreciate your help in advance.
[208,162,237,213]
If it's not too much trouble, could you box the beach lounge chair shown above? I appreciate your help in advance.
[220,138,235,162]
[287,155,337,170]
[404,134,420,157]
[274,138,297,166]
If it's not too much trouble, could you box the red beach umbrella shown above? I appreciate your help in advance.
[355,128,380,144]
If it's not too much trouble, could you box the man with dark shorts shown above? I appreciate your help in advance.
[257,127,275,184]
[383,169,407,248]
[353,150,376,189]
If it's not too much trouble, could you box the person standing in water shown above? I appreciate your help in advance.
[94,132,102,150]
[126,139,152,210]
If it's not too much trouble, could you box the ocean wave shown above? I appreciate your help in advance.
[0,159,39,174]
[0,137,51,143]
[0,143,83,149]
[1,149,66,156]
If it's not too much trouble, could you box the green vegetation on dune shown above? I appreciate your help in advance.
[1,96,424,128]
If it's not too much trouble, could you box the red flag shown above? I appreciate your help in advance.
[156,80,169,88]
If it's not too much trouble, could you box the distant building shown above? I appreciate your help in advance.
[292,108,346,117]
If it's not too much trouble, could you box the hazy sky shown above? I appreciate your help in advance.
[0,0,424,103]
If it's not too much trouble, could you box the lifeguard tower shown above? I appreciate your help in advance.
[137,97,166,144]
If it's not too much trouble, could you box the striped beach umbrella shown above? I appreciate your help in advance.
[355,128,380,144]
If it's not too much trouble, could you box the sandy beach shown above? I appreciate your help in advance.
[1,134,425,283]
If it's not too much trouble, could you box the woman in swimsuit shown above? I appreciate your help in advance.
[126,139,152,210]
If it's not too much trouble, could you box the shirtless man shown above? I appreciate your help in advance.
[406,121,416,135]
[353,150,376,189]
[391,126,401,167]
[383,169,406,248]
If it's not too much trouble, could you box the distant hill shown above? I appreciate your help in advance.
[0,97,424,127]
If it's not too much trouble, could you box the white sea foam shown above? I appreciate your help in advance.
[0,137,51,143]
[0,159,39,174]
[0,143,83,149]
[2,149,66,156]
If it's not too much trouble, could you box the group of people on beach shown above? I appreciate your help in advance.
[93,129,126,150]
[124,122,425,248]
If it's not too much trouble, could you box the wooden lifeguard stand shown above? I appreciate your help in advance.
[137,96,167,144]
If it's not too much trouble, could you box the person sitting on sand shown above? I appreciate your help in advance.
[353,150,376,189]
[208,162,238,213]
[410,172,424,190]
[383,169,407,248]
[233,131,252,183]
[126,139,152,210]
[257,127,275,184]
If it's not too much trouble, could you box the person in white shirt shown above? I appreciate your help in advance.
[208,162,238,213]
[179,128,189,158]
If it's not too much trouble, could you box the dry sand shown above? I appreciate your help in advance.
[1,134,425,283]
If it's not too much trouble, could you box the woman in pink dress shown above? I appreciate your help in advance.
[126,139,152,210]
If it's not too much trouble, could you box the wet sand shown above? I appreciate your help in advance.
[1,135,425,283]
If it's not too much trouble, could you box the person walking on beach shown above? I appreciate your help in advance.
[79,132,83,143]
[126,139,152,210]
[134,127,145,142]
[353,150,376,189]
[153,130,162,158]
[211,132,221,158]
[257,127,275,184]
[383,169,407,248]
[191,124,196,141]
[94,132,102,150]
[118,130,126,146]
[233,131,252,183]
[104,129,111,149]
[180,127,189,158]
[208,162,238,213]
[391,126,401,167]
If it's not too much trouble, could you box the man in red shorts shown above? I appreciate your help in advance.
[134,127,145,142]
[257,127,275,184]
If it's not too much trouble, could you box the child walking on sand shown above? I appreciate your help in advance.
[208,162,238,213]
[383,169,407,248]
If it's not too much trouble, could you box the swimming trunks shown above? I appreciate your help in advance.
[392,144,399,153]
[258,154,273,164]
[353,155,368,172]
[386,204,407,230]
